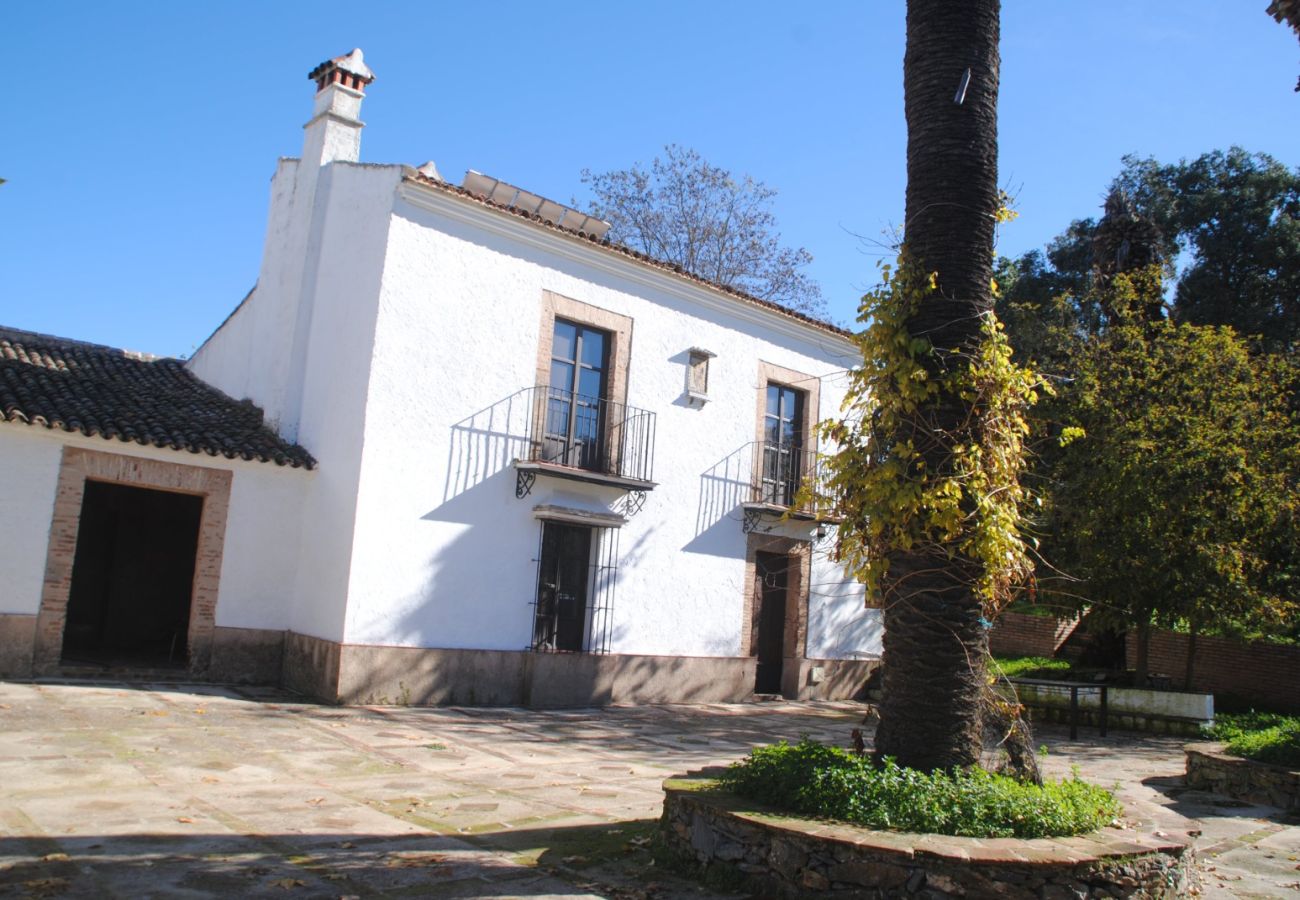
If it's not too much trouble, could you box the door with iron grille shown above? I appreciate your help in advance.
[532,522,592,652]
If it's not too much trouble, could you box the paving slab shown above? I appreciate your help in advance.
[2,680,1298,898]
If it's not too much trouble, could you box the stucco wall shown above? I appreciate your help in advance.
[0,428,62,615]
[340,184,881,663]
[189,161,401,644]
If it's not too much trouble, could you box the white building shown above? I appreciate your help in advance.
[0,50,881,705]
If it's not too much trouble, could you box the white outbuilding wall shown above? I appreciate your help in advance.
[0,427,309,629]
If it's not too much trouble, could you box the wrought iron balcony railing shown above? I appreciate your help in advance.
[522,384,657,486]
[748,440,831,516]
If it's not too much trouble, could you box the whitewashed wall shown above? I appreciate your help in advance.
[0,428,62,615]
[0,427,308,630]
[189,162,401,643]
[341,183,883,660]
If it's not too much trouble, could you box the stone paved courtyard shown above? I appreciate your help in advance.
[0,681,1297,898]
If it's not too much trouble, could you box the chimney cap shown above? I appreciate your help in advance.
[308,49,375,91]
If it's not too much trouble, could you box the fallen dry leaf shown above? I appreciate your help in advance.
[20,876,70,894]
[306,797,326,806]
[201,776,221,784]
[270,877,306,888]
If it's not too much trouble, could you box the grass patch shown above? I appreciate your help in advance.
[992,655,1073,680]
[719,739,1120,839]
[1205,713,1300,769]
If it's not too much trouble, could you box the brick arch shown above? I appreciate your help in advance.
[33,447,232,675]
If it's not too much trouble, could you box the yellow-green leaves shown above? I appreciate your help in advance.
[818,251,1043,611]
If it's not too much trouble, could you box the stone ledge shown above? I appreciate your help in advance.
[1185,742,1300,813]
[661,773,1193,898]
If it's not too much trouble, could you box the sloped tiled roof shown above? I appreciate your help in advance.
[401,171,855,340]
[0,327,315,469]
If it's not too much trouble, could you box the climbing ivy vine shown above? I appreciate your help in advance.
[816,249,1046,615]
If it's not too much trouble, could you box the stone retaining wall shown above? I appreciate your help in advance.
[1185,743,1300,813]
[661,775,1193,899]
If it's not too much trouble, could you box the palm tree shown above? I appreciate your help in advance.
[872,1,1002,772]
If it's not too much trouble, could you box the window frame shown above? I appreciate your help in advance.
[754,361,820,508]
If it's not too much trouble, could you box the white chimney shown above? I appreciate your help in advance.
[302,49,374,167]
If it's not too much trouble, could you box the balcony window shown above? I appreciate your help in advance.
[761,383,804,506]
[544,319,609,470]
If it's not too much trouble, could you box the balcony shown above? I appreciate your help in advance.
[741,441,839,533]
[513,385,657,497]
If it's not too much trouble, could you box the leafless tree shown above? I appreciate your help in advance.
[581,146,826,317]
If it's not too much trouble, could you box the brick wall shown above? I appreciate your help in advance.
[989,612,1070,658]
[992,612,1300,713]
[1126,628,1300,714]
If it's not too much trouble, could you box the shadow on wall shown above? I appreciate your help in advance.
[811,594,884,660]
[441,390,535,510]
[684,444,752,557]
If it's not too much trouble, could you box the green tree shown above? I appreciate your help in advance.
[1001,150,1300,355]
[1035,268,1300,678]
[1153,149,1300,350]
[580,145,826,316]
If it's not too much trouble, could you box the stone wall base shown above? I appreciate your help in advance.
[207,626,285,684]
[1186,743,1300,813]
[299,643,877,708]
[282,631,342,702]
[334,645,764,707]
[1,619,878,709]
[0,614,37,678]
[662,774,1193,899]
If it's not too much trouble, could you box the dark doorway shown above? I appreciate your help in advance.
[532,522,592,652]
[61,480,204,668]
[754,551,788,694]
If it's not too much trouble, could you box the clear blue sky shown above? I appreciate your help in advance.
[4,2,1297,357]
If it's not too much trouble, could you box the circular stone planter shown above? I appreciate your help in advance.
[1185,742,1300,814]
[661,773,1193,899]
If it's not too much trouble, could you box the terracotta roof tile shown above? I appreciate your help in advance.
[0,327,315,469]
[401,172,854,340]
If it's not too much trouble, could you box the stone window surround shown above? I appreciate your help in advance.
[33,447,232,676]
[754,360,820,452]
[534,290,634,410]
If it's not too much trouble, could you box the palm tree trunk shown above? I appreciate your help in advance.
[873,0,1001,773]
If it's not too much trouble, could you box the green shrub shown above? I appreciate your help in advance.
[718,739,1119,839]
[1205,713,1300,769]
[991,655,1072,679]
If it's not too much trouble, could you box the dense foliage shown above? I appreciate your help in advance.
[994,154,1300,652]
[999,149,1300,353]
[1206,713,1300,769]
[580,145,825,316]
[718,740,1120,839]
[1035,277,1300,645]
